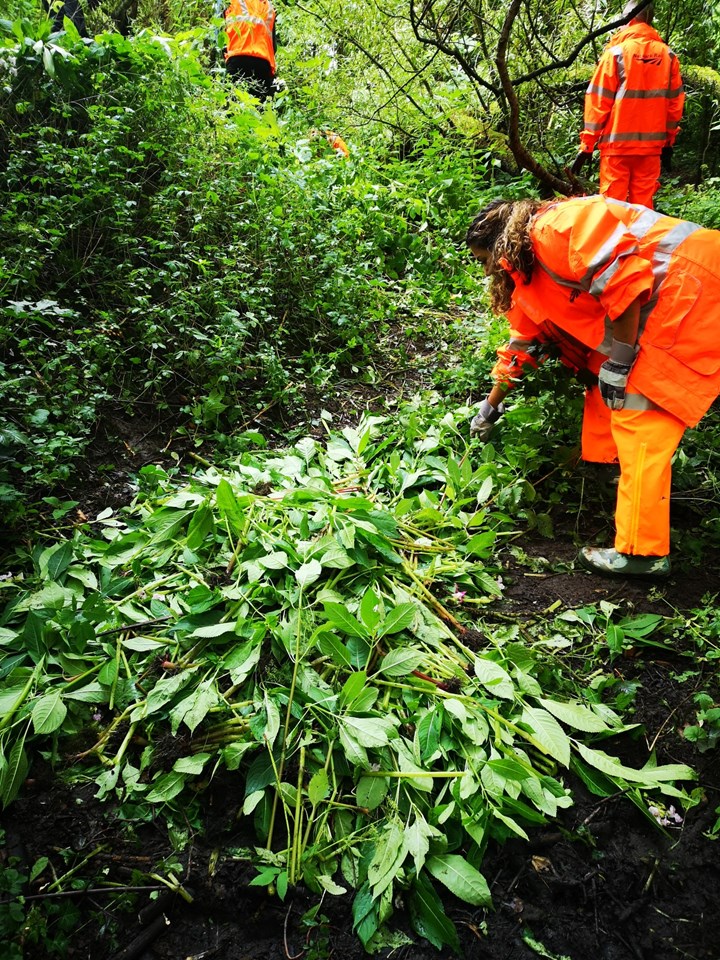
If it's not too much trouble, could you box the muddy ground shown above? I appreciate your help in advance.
[3,404,720,960]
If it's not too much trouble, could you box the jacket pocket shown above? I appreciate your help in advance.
[644,272,720,375]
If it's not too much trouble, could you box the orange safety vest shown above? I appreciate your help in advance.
[224,0,276,73]
[580,22,683,156]
[493,195,720,427]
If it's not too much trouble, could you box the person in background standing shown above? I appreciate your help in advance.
[570,1,684,208]
[224,0,277,101]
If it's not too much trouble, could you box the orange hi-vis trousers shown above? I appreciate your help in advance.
[610,407,686,557]
[599,154,662,209]
[581,385,617,463]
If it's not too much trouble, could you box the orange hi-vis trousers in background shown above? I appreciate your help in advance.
[599,154,662,208]
[611,407,686,557]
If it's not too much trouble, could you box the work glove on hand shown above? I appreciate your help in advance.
[470,397,505,441]
[598,340,636,410]
[661,146,673,173]
[570,150,592,176]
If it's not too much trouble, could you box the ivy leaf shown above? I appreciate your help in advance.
[425,854,492,907]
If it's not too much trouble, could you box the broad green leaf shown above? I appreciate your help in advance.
[188,622,237,639]
[405,814,436,874]
[316,874,347,895]
[360,588,383,631]
[415,708,442,762]
[308,769,330,805]
[377,603,416,638]
[337,726,369,768]
[368,820,406,897]
[122,637,165,651]
[215,479,246,534]
[539,697,610,733]
[352,883,379,948]
[521,706,571,767]
[408,873,460,953]
[492,809,530,840]
[1,741,29,808]
[173,753,211,774]
[340,716,394,748]
[575,743,695,786]
[146,772,186,803]
[316,631,352,667]
[31,692,67,735]
[377,647,423,678]
[426,854,492,907]
[186,503,215,550]
[296,559,322,587]
[39,541,74,582]
[474,658,515,700]
[323,602,369,638]
[356,774,388,811]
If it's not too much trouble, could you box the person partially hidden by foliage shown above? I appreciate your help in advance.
[310,128,350,158]
[223,0,277,101]
[466,195,720,580]
[570,1,684,209]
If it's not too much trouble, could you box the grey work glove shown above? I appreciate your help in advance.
[470,397,505,440]
[598,340,636,410]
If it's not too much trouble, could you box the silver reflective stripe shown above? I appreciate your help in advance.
[508,338,536,351]
[535,258,586,294]
[226,0,274,33]
[626,207,664,240]
[638,221,703,335]
[623,393,656,411]
[622,87,683,99]
[613,47,626,101]
[588,83,617,98]
[590,254,631,297]
[586,121,605,131]
[603,131,668,142]
[583,222,634,287]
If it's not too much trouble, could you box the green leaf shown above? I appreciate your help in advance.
[426,854,492,907]
[575,743,695,786]
[474,658,515,700]
[39,541,74,582]
[539,698,610,733]
[377,647,423,677]
[1,740,30,808]
[186,503,216,550]
[215,479,246,534]
[296,559,322,587]
[308,769,330,805]
[146,772,186,803]
[31,692,67,735]
[521,706,571,767]
[377,603,416,638]
[408,873,460,953]
[173,754,211,775]
[316,631,352,667]
[415,708,442,762]
[368,820,406,897]
[323,602,369,638]
[340,716,394,748]
[356,774,388,810]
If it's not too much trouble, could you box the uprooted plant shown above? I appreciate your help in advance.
[0,404,698,952]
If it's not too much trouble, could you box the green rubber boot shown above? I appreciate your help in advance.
[578,547,670,579]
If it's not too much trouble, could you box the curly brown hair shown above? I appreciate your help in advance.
[465,199,544,313]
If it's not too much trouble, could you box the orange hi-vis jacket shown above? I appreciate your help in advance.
[579,22,684,156]
[224,0,276,72]
[491,195,720,428]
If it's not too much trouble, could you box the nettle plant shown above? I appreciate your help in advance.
[0,404,696,952]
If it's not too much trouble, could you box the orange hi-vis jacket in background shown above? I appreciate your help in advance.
[224,0,276,73]
[491,195,720,429]
[579,22,684,156]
